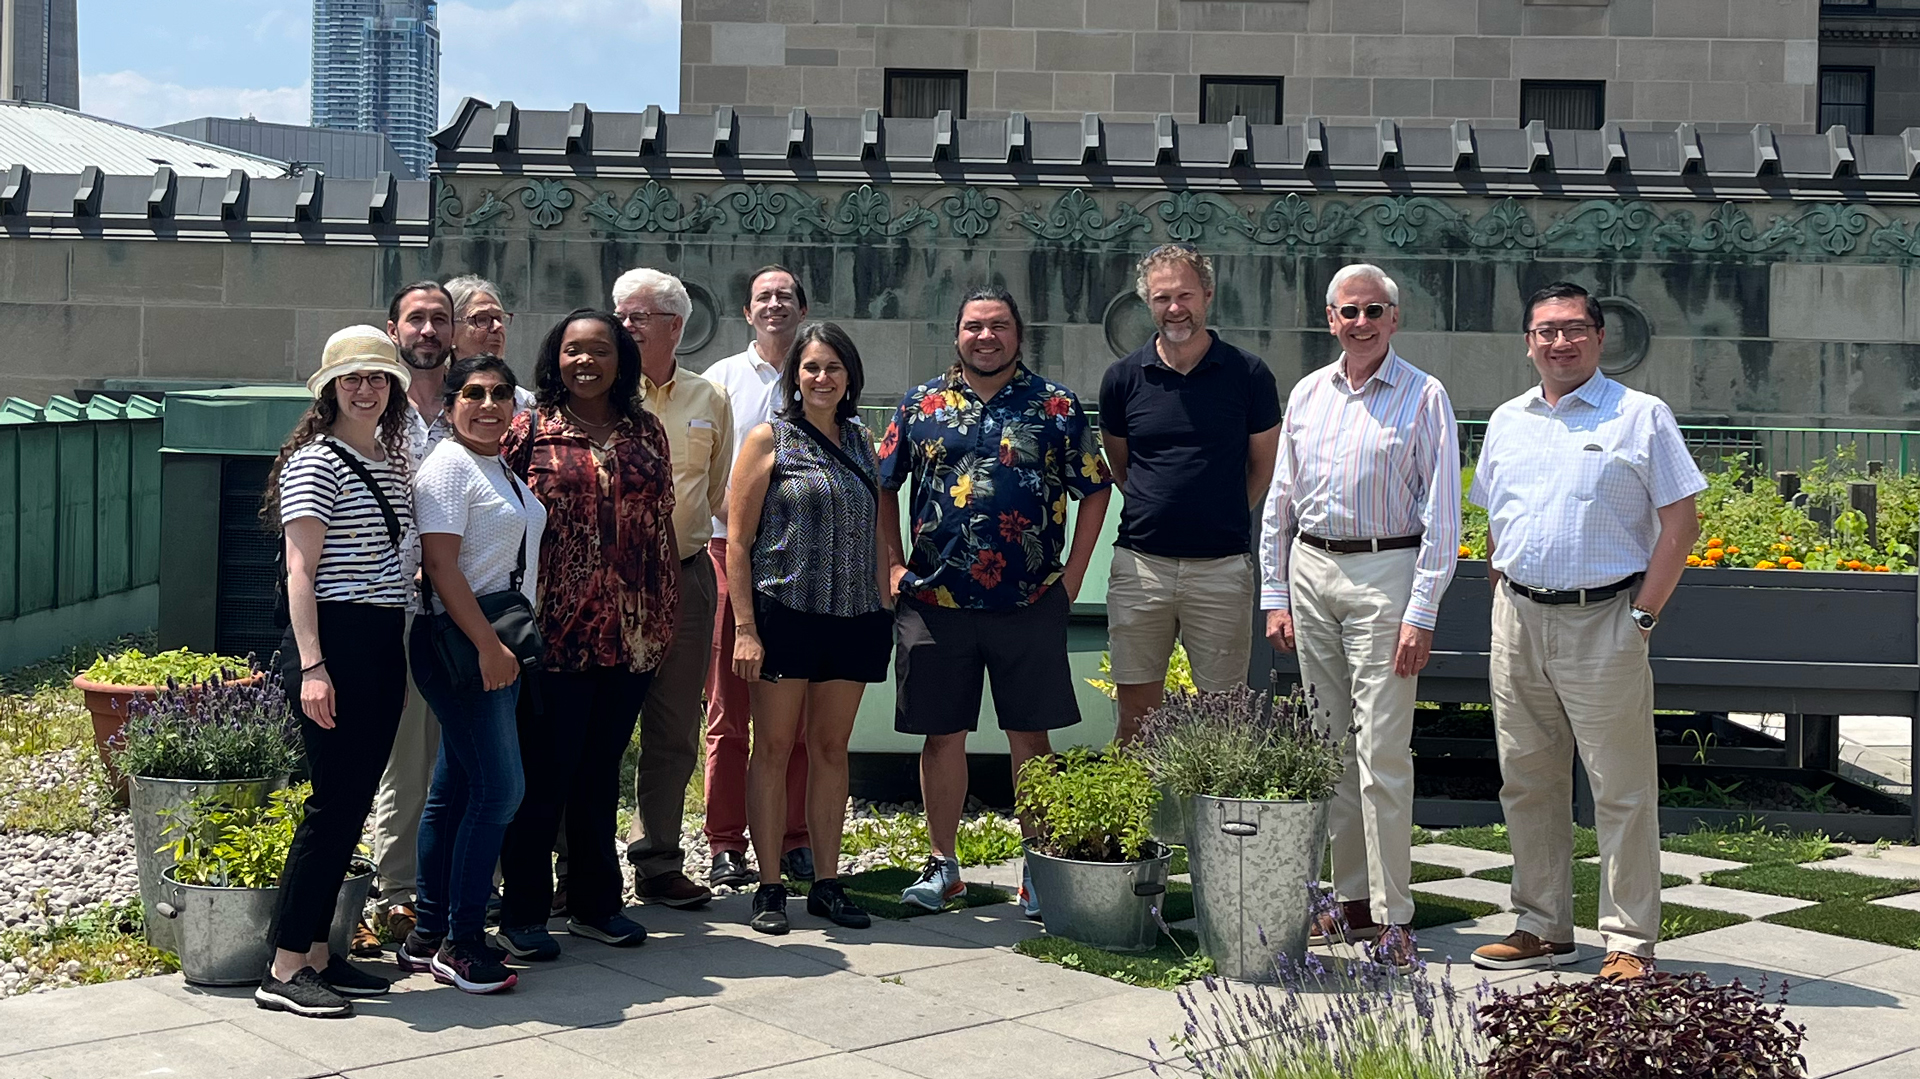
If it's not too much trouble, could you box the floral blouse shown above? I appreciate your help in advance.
[502,405,679,674]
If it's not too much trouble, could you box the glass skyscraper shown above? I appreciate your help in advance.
[311,0,439,178]
[7,0,79,109]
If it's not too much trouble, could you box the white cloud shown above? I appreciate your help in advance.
[436,0,680,122]
[81,70,309,130]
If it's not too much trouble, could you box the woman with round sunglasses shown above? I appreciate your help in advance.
[395,354,546,994]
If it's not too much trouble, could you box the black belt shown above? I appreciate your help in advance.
[1298,533,1422,555]
[1506,573,1641,606]
[681,553,700,566]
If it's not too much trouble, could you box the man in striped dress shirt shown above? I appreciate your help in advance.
[1258,263,1460,972]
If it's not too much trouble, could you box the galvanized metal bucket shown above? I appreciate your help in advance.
[1188,794,1330,982]
[1022,840,1172,954]
[158,866,278,986]
[1149,784,1190,849]
[129,774,287,954]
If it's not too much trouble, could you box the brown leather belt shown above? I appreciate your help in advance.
[1506,573,1642,606]
[1298,533,1422,555]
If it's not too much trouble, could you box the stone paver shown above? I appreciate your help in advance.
[0,1021,335,1079]
[1408,843,1514,874]
[859,1014,1143,1079]
[1015,984,1194,1063]
[1802,856,1920,884]
[714,969,998,1050]
[547,1003,840,1079]
[1874,892,1920,912]
[1662,883,1812,918]
[1406,875,1513,909]
[1655,850,1748,881]
[1663,921,1912,980]
[344,1036,637,1079]
[893,951,1134,1019]
[0,977,217,1056]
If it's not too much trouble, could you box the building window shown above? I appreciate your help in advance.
[1520,80,1606,129]
[884,69,966,119]
[1821,0,1874,10]
[1200,76,1283,125]
[1819,67,1874,132]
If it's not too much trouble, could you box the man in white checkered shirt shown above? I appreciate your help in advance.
[1467,282,1704,983]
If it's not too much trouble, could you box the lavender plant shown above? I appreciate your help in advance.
[109,670,301,782]
[1136,683,1343,803]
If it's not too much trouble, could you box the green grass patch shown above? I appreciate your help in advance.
[1411,825,1438,846]
[1408,890,1501,930]
[1169,845,1188,875]
[1765,899,1920,949]
[1701,863,1920,903]
[1411,861,1464,885]
[1473,862,1687,891]
[0,900,177,992]
[1158,880,1193,923]
[1013,927,1213,989]
[1662,823,1841,865]
[830,868,1012,920]
[1563,892,1749,941]
[1434,823,1600,859]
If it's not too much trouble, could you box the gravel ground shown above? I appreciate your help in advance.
[0,747,135,934]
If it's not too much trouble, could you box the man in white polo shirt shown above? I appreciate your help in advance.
[702,265,814,890]
[1468,282,1704,982]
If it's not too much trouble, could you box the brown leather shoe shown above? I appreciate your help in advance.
[383,905,417,945]
[1599,951,1652,981]
[1471,929,1576,970]
[1308,899,1381,946]
[637,870,714,909]
[1372,924,1418,973]
[349,919,384,957]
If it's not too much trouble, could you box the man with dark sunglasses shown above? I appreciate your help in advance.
[1259,262,1460,974]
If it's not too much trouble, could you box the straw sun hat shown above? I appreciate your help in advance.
[307,325,412,398]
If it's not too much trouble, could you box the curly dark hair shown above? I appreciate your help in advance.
[532,308,644,423]
[777,320,864,425]
[260,376,413,527]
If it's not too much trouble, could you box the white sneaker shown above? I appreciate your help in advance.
[900,855,965,911]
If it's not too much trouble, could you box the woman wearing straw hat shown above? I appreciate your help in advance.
[256,326,419,1018]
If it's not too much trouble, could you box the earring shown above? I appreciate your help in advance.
[793,389,802,402]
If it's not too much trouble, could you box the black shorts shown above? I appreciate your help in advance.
[893,585,1083,736]
[755,593,891,684]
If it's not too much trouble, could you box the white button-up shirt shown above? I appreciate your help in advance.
[1259,349,1461,630]
[703,342,784,539]
[1470,371,1706,592]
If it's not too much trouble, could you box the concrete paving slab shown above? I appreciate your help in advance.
[892,951,1135,1019]
[1404,911,1606,972]
[1657,850,1749,880]
[720,1052,935,1079]
[1015,985,1192,1062]
[595,934,845,1002]
[749,918,999,978]
[1802,857,1920,884]
[1409,844,1514,874]
[1768,979,1920,1078]
[497,958,699,1035]
[547,1004,839,1079]
[1838,844,1920,869]
[1873,892,1920,912]
[0,1020,335,1079]
[713,969,998,1050]
[910,904,1047,949]
[1662,921,1912,979]
[1406,875,1513,908]
[0,977,219,1056]
[859,1017,1143,1079]
[344,1035,636,1079]
[1812,1047,1920,1079]
[1829,954,1920,998]
[1661,883,1813,918]
[221,974,552,1073]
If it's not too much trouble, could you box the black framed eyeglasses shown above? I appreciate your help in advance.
[335,372,390,391]
[461,312,513,330]
[1335,302,1395,321]
[1525,324,1595,343]
[457,383,517,404]
[619,311,678,327]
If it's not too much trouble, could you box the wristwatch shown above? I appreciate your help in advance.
[1629,607,1659,631]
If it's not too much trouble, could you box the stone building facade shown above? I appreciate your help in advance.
[680,0,1920,135]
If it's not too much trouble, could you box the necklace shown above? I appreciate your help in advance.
[563,404,616,432]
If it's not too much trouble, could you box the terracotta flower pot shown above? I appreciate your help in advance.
[74,671,264,803]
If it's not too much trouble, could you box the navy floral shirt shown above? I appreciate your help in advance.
[878,366,1111,610]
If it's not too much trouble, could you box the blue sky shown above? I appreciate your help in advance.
[79,0,680,130]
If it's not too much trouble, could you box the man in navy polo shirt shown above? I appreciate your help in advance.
[1100,244,1282,740]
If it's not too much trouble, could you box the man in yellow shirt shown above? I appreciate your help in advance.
[612,266,734,907]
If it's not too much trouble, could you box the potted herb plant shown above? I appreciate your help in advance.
[1088,644,1198,848]
[73,646,252,797]
[1015,744,1170,954]
[154,783,375,986]
[1136,683,1343,981]
[111,671,300,954]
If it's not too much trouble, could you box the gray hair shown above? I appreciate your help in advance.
[1133,244,1215,302]
[611,267,692,319]
[1325,263,1401,307]
[444,274,504,317]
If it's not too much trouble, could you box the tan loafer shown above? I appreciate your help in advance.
[1471,929,1576,970]
[1308,899,1381,946]
[1599,950,1652,981]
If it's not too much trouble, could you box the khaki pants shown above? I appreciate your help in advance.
[1290,541,1420,926]
[1106,548,1255,691]
[1490,584,1660,956]
[626,554,719,878]
[371,614,439,908]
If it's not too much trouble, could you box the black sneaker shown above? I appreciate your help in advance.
[396,928,445,974]
[320,954,391,996]
[431,939,519,994]
[497,923,561,961]
[566,912,648,947]
[781,847,816,883]
[806,878,872,929]
[751,883,790,935]
[255,966,352,1018]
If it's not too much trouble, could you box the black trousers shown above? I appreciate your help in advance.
[498,664,654,928]
[272,602,407,953]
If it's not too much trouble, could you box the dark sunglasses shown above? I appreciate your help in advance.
[457,384,516,404]
[1335,302,1394,321]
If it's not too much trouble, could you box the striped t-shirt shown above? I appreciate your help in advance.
[279,437,418,607]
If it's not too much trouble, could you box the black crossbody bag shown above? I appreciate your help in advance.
[414,456,547,691]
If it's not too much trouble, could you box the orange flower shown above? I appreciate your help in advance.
[1706,537,1725,549]
[1786,560,1805,570]
[1458,545,1473,558]
[1704,548,1725,562]
[1727,546,1741,556]
[1846,560,1865,571]
[1685,554,1702,567]
[1876,565,1892,572]
[1755,560,1777,570]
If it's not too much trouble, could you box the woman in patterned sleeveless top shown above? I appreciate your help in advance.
[727,321,892,935]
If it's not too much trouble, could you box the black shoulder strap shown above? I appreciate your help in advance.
[792,418,879,504]
[320,439,403,550]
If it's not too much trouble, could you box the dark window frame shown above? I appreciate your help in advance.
[1818,65,1875,132]
[1198,75,1285,125]
[1820,0,1875,13]
[1519,79,1607,130]
[882,68,968,120]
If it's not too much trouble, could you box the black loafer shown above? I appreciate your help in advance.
[806,878,871,929]
[711,850,753,889]
[750,883,790,935]
[781,847,816,884]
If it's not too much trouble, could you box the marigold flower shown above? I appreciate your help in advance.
[1876,565,1892,572]
[1755,560,1777,570]
[1704,548,1725,562]
[1727,546,1740,555]
[1686,555,1702,567]
[1459,545,1473,558]
[1786,560,1805,570]
[1706,537,1724,548]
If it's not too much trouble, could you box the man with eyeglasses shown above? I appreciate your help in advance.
[1468,282,1703,982]
[1259,263,1460,974]
[1100,244,1281,741]
[609,267,733,908]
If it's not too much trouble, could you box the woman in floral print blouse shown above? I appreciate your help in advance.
[496,308,679,961]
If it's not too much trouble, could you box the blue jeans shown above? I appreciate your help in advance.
[411,628,526,943]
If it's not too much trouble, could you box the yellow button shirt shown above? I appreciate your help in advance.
[641,368,735,560]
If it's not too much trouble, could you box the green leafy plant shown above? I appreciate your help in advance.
[81,648,250,687]
[1134,683,1342,802]
[1013,928,1213,990]
[1662,821,1839,864]
[164,783,311,889]
[1015,745,1158,863]
[1086,642,1195,700]
[841,813,1024,869]
[1659,776,1746,809]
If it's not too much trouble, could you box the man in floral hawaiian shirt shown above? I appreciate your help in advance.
[878,286,1113,919]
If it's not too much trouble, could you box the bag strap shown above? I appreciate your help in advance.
[319,439,402,550]
[792,418,879,504]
